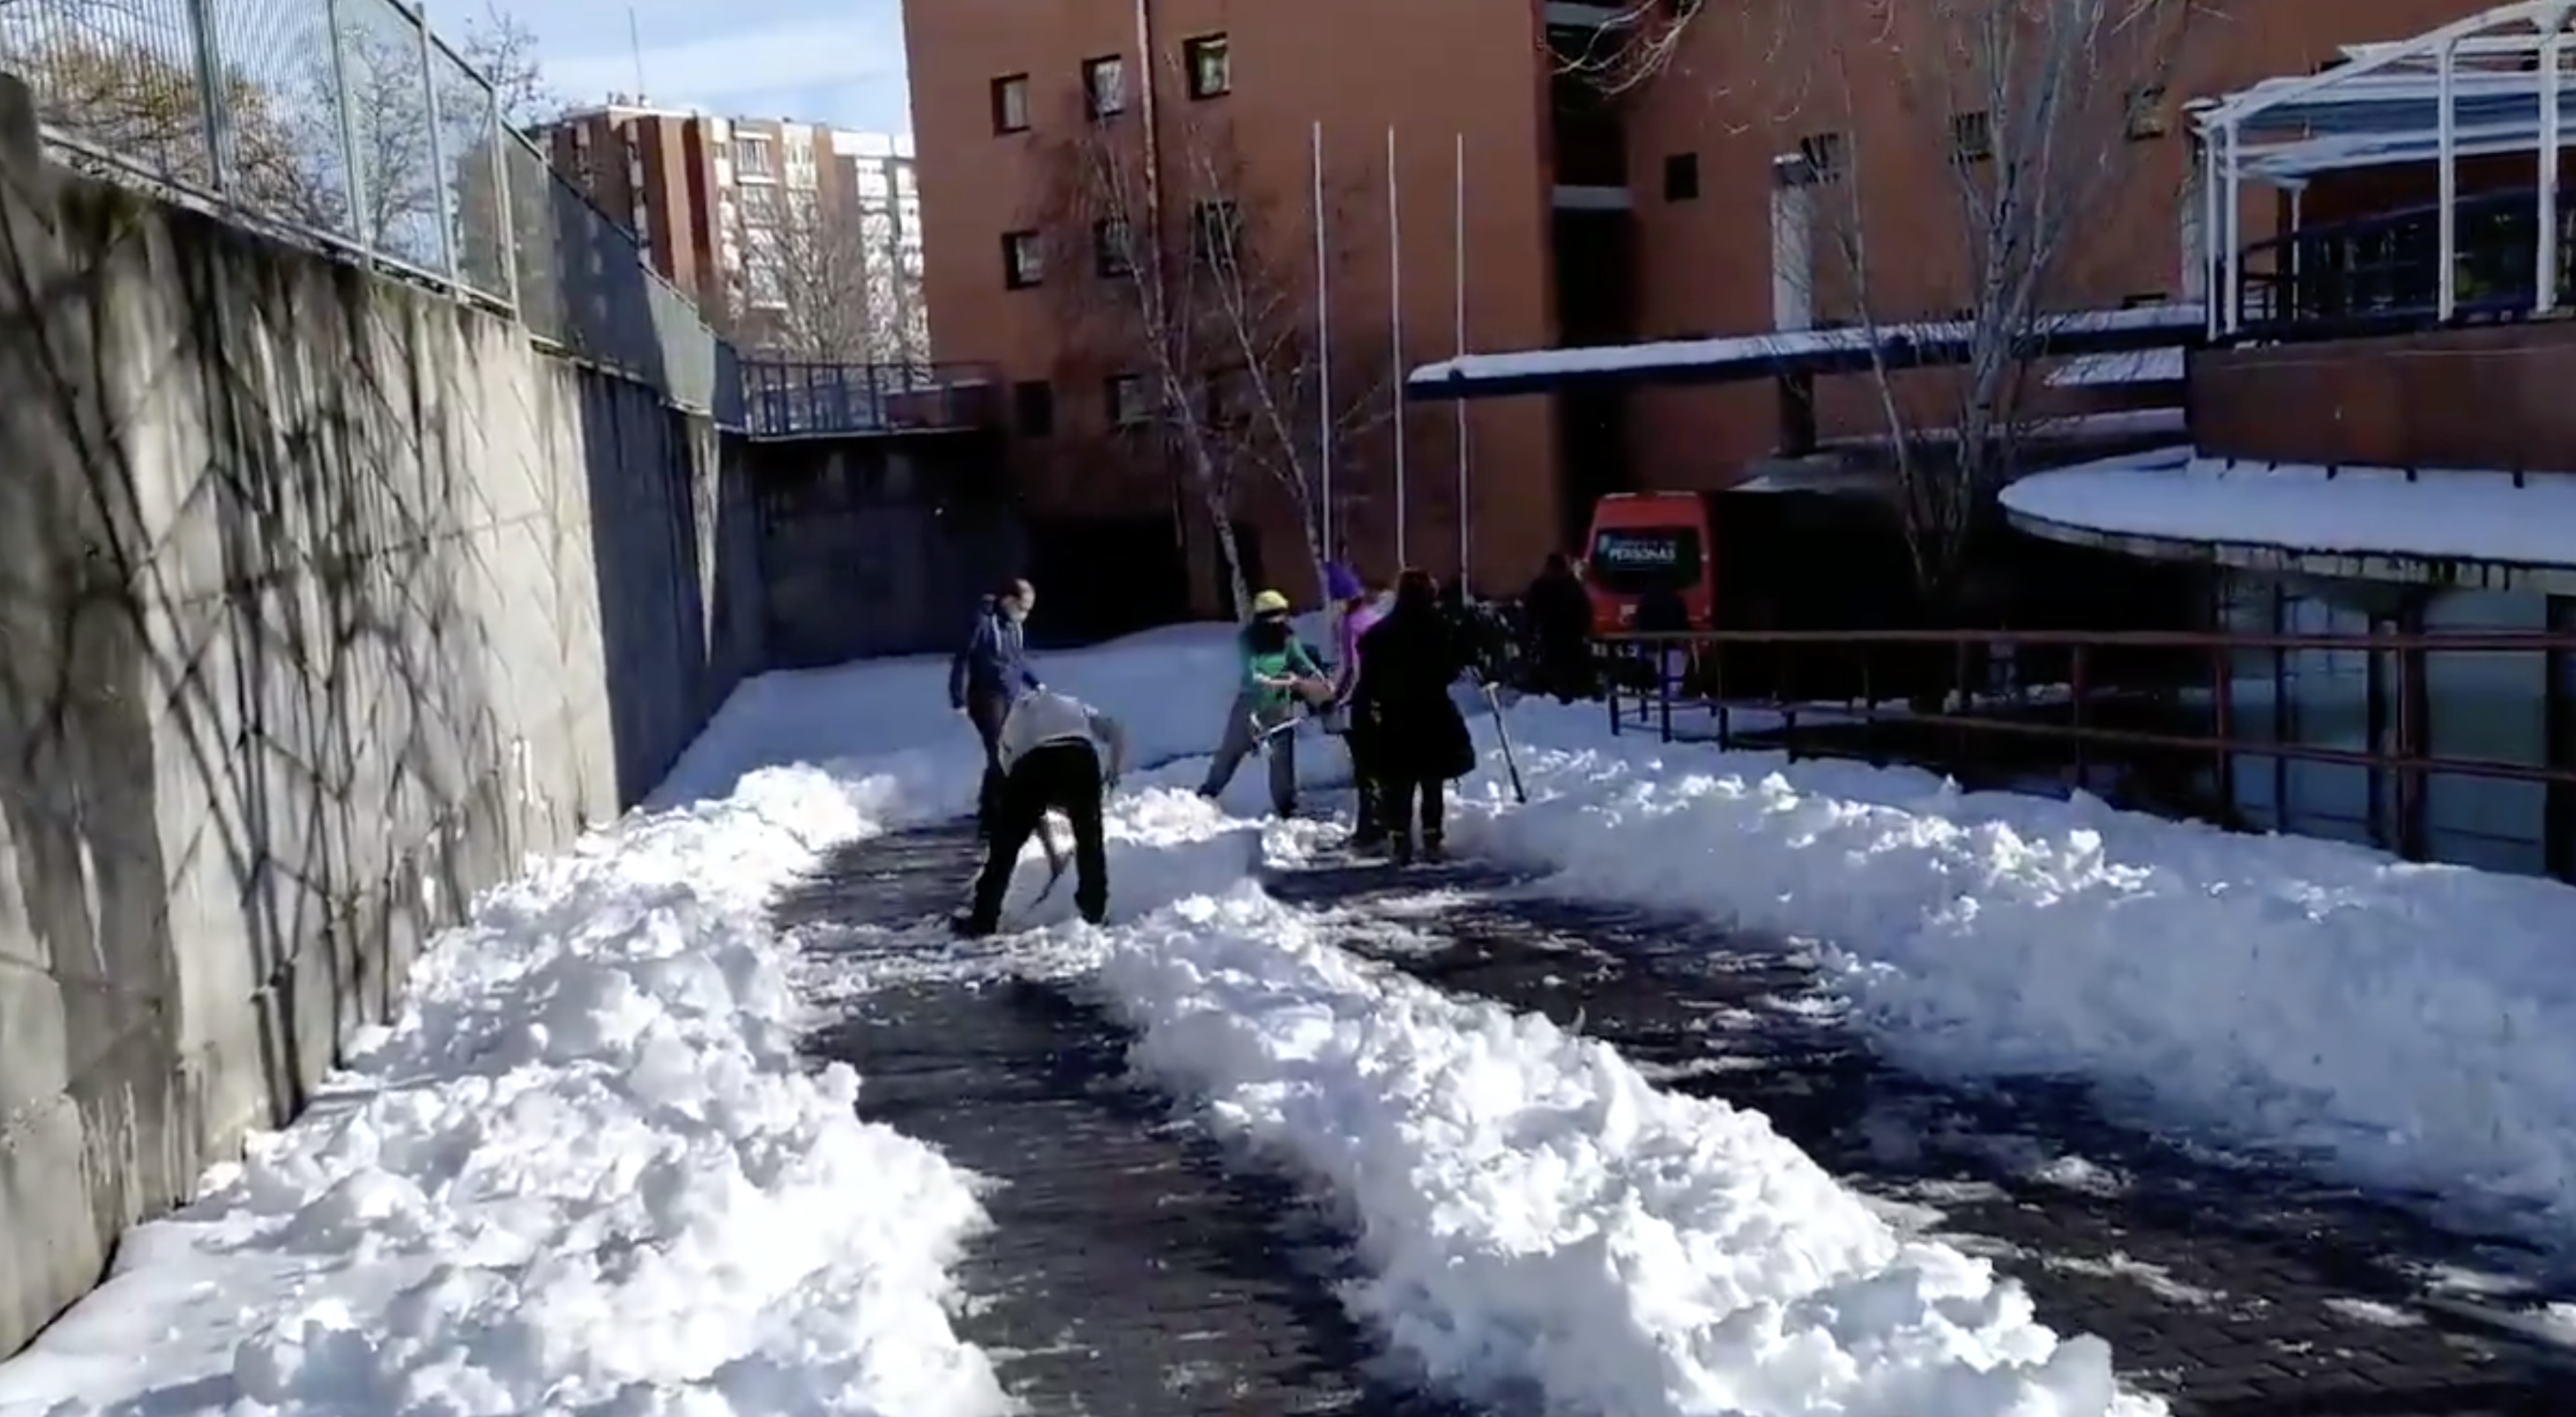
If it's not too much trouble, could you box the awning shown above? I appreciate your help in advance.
[1405,304,2203,401]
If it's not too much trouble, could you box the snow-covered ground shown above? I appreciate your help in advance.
[1416,700,2576,1255]
[14,612,2575,1417]
[0,623,1320,1417]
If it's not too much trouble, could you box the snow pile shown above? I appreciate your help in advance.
[1442,702,2576,1246]
[0,762,1005,1417]
[2000,446,2576,569]
[1086,885,2160,1417]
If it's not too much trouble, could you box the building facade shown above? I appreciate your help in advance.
[537,101,928,362]
[1998,1,2576,879]
[903,0,2489,612]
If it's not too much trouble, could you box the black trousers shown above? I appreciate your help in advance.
[1344,721,1386,841]
[1378,772,1446,844]
[967,740,1108,929]
[966,689,1013,833]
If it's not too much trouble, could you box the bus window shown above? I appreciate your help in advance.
[1587,527,1703,595]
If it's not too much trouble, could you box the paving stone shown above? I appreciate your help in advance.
[779,824,1477,1417]
[1262,854,2571,1417]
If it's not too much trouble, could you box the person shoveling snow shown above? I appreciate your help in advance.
[952,688,1127,936]
[1196,588,1331,818]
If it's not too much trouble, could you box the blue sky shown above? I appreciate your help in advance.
[522,0,913,136]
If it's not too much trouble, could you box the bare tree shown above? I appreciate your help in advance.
[453,1,561,129]
[729,187,918,362]
[311,3,557,259]
[1024,99,1390,616]
[7,0,556,280]
[1585,0,2210,609]
[8,14,315,211]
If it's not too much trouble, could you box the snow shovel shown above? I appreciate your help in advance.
[1481,681,1528,804]
[1026,813,1069,907]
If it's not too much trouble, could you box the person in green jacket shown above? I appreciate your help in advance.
[1197,588,1328,816]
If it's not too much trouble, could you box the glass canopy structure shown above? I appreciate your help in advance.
[2190,1,2576,334]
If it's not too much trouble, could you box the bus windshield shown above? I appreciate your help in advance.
[1588,527,1703,594]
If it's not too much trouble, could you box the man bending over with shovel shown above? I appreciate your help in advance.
[952,688,1128,937]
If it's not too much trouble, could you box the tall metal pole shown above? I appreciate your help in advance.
[2221,123,2242,333]
[416,4,456,286]
[2539,32,2563,314]
[2437,39,2458,320]
[1313,121,1332,565]
[1388,125,1406,569]
[1453,131,1469,588]
[2199,135,2218,335]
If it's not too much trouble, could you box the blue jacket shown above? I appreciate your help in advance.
[949,596,1040,707]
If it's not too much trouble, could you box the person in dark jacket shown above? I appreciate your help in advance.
[949,578,1043,835]
[1353,570,1477,864]
[1521,552,1595,703]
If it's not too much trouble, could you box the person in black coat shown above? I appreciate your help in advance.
[1353,570,1477,864]
[1520,552,1595,702]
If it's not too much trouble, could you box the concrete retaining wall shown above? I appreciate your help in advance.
[0,74,763,1355]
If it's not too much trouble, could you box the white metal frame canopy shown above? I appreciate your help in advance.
[2188,0,2576,334]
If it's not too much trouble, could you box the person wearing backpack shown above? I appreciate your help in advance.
[1196,589,1328,817]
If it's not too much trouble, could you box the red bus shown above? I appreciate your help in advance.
[1581,491,1713,632]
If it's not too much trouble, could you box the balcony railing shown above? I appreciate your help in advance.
[2236,185,2576,338]
[740,361,1001,438]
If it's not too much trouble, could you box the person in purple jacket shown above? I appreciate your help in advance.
[1321,561,1391,851]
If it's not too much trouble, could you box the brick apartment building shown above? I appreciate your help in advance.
[538,101,928,360]
[903,0,2492,612]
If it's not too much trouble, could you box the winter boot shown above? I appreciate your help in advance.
[1389,834,1414,867]
[1419,833,1446,864]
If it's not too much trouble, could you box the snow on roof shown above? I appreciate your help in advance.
[1407,303,2202,388]
[2045,349,2185,387]
[2001,448,2576,568]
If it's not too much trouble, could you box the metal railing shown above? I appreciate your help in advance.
[1,0,741,424]
[2235,185,2576,338]
[1597,626,2576,879]
[741,360,1001,438]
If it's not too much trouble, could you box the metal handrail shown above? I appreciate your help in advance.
[1594,623,2576,876]
[2233,183,2576,335]
[738,360,1002,439]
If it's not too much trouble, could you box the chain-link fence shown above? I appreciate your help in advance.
[0,0,739,423]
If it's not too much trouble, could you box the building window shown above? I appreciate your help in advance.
[2120,290,2170,308]
[1797,131,1844,179]
[992,74,1031,133]
[1190,200,1240,267]
[1014,379,1054,436]
[1203,366,1249,424]
[2125,84,2169,139]
[1106,373,1150,425]
[1949,110,1992,163]
[734,136,773,177]
[1093,218,1133,276]
[1002,229,1043,287]
[1183,34,1230,98]
[1083,55,1126,118]
[1661,152,1698,201]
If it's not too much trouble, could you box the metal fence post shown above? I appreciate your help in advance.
[181,0,233,196]
[413,3,456,286]
[492,105,519,312]
[322,0,369,257]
